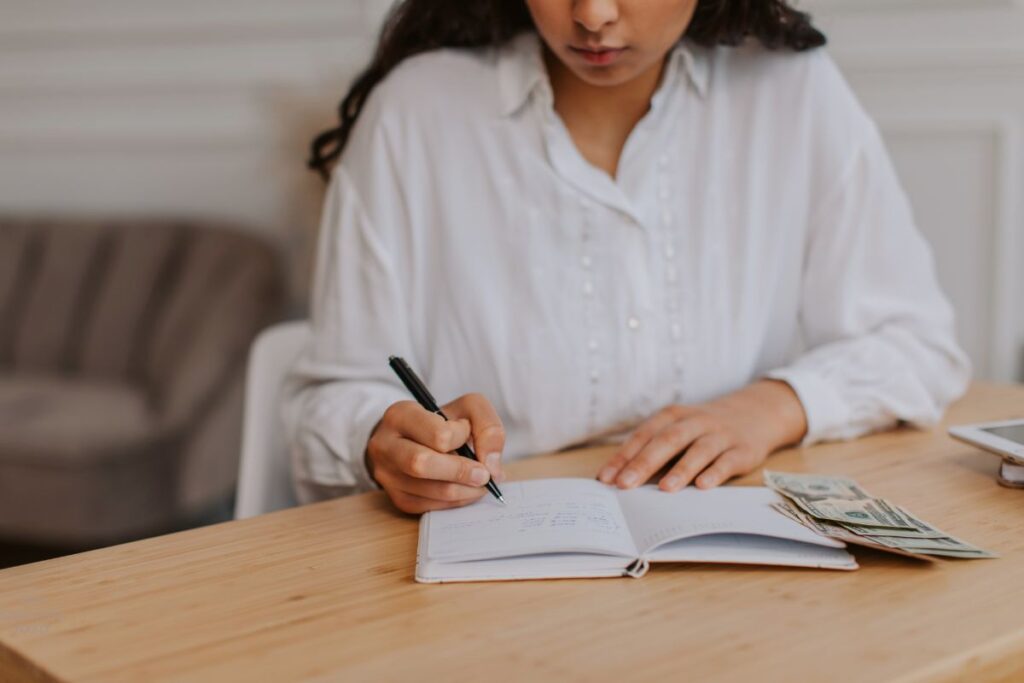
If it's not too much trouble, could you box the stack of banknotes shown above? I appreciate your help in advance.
[764,470,996,560]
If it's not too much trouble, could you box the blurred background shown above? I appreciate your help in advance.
[0,0,1022,567]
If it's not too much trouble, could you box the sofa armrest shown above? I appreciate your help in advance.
[149,237,286,431]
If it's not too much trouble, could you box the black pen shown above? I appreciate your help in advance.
[388,356,507,505]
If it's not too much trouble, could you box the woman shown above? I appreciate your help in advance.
[285,0,970,513]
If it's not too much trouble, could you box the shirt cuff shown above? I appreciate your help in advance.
[295,385,408,495]
[763,365,852,446]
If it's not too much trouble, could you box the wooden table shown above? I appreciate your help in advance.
[2,383,1024,683]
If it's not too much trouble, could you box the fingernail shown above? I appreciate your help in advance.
[470,468,490,486]
[697,475,715,488]
[598,468,617,483]
[485,452,501,471]
[619,471,638,488]
[663,476,680,490]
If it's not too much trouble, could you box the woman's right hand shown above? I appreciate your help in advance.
[366,393,506,514]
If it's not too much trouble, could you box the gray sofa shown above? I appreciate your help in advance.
[0,218,286,546]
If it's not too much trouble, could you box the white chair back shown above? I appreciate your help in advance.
[234,321,310,519]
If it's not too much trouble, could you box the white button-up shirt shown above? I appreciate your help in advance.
[285,32,970,502]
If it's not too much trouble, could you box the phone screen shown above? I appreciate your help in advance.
[982,423,1024,445]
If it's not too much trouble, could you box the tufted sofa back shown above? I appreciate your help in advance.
[0,218,286,426]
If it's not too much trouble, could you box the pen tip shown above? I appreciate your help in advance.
[498,495,507,506]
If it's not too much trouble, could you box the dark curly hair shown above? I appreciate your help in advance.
[308,0,826,179]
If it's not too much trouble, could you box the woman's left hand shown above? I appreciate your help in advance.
[596,380,808,492]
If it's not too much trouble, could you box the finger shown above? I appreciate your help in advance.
[615,417,711,489]
[659,433,732,492]
[444,393,506,479]
[598,406,689,483]
[387,400,472,454]
[391,439,492,486]
[380,467,488,504]
[388,489,473,515]
[695,448,759,489]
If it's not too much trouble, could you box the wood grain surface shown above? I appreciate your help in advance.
[1,383,1023,683]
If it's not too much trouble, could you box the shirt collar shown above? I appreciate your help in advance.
[497,31,709,118]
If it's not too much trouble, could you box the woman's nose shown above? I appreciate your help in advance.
[572,0,620,34]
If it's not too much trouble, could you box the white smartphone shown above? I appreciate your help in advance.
[949,419,1024,465]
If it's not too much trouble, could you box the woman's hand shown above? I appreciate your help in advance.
[597,380,807,492]
[366,393,506,514]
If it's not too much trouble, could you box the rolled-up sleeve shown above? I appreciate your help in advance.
[766,122,971,444]
[283,148,413,503]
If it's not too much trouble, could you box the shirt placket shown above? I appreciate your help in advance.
[658,152,687,404]
[534,102,652,432]
[578,196,602,432]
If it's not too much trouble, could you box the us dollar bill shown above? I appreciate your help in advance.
[843,507,947,539]
[767,471,996,560]
[913,549,998,559]
[868,534,993,556]
[790,495,916,530]
[771,502,862,541]
[764,470,870,501]
[770,501,937,561]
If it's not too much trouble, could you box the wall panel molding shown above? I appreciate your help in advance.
[807,0,1019,12]
[0,0,386,302]
[0,1,368,43]
[828,48,1024,74]
[811,0,1024,380]
[875,115,1021,381]
[2,0,1022,368]
[0,38,375,94]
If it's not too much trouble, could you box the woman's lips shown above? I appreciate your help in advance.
[569,45,627,66]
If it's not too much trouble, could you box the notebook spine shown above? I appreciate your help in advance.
[624,558,650,579]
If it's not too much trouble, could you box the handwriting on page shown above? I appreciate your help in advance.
[439,500,622,535]
[427,480,636,560]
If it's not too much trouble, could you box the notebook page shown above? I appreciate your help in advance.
[645,534,857,570]
[423,478,638,563]
[616,485,846,556]
[417,553,637,583]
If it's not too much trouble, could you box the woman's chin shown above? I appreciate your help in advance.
[566,61,643,88]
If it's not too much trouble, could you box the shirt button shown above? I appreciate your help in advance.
[671,323,682,339]
[582,281,594,296]
[590,368,600,382]
[661,209,672,225]
[664,244,676,258]
[627,316,640,330]
[581,254,592,268]
[588,339,599,352]
[658,186,670,200]
[658,154,670,168]
[666,267,677,283]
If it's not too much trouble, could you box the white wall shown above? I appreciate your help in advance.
[806,0,1024,381]
[0,0,392,296]
[2,0,1022,380]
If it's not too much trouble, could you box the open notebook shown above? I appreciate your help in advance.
[416,478,857,582]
